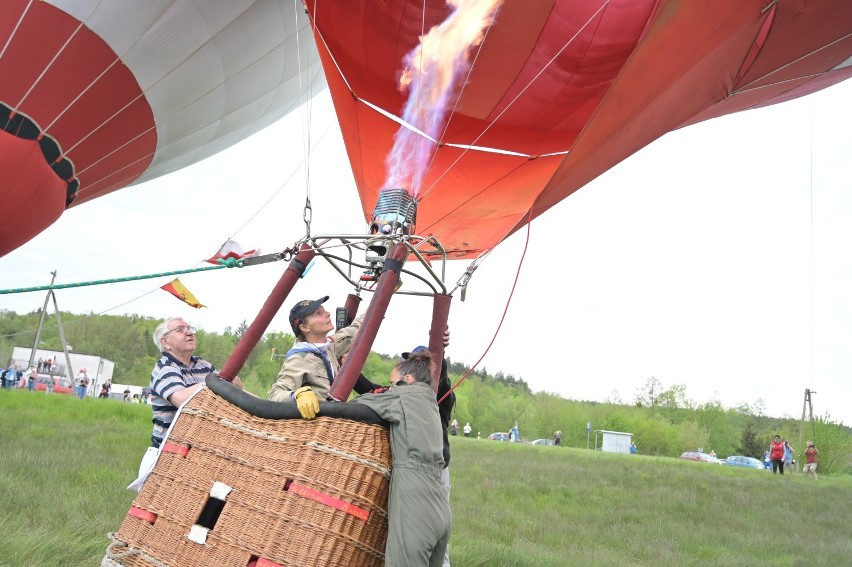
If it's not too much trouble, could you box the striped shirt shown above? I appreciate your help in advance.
[149,352,215,447]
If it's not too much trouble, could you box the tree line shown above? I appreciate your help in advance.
[2,309,849,474]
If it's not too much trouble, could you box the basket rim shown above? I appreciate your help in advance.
[206,374,388,427]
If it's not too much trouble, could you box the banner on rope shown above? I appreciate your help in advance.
[205,240,259,265]
[161,278,205,309]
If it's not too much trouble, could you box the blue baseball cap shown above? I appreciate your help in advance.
[401,345,428,359]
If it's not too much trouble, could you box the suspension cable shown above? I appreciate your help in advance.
[438,208,533,403]
[297,0,316,239]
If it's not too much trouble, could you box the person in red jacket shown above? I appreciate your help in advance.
[769,435,785,475]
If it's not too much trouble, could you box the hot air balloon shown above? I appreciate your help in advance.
[0,0,324,257]
[306,0,852,259]
[93,2,852,565]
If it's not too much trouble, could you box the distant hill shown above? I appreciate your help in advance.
[2,308,849,470]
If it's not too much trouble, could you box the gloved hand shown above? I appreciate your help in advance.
[294,386,320,419]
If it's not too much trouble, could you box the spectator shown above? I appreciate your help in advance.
[763,450,771,470]
[130,318,241,492]
[510,424,520,443]
[346,350,451,565]
[25,366,37,391]
[450,418,459,436]
[784,441,795,475]
[803,441,819,480]
[37,357,44,372]
[148,318,243,447]
[5,364,21,389]
[554,430,562,446]
[463,422,471,437]
[267,296,365,416]
[98,384,109,399]
[477,432,481,439]
[45,374,55,394]
[769,435,785,475]
[630,442,638,455]
[75,368,89,399]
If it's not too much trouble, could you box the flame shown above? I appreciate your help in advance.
[383,0,503,198]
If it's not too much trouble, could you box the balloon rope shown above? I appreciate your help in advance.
[808,97,814,389]
[0,258,249,295]
[438,209,532,403]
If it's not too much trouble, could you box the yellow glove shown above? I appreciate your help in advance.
[294,386,320,420]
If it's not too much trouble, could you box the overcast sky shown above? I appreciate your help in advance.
[2,79,850,426]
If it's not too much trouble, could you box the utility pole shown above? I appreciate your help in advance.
[28,271,75,384]
[51,290,75,383]
[28,271,57,370]
[798,388,816,473]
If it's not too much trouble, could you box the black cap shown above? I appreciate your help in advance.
[401,345,428,359]
[289,296,329,335]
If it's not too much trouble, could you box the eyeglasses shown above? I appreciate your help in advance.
[164,325,196,337]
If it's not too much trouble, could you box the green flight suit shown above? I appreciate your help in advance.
[353,381,451,566]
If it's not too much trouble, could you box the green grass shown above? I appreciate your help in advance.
[449,440,851,566]
[1,390,850,566]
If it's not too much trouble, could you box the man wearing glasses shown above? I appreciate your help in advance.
[149,318,242,448]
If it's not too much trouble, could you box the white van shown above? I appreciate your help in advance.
[109,383,148,401]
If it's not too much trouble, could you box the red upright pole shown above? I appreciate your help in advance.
[328,242,407,400]
[343,293,362,326]
[428,294,451,392]
[219,243,316,381]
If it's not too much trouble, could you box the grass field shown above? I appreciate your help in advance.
[1,389,850,566]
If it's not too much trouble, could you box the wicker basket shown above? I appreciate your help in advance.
[105,378,391,567]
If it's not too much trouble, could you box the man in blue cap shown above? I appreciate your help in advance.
[267,296,365,417]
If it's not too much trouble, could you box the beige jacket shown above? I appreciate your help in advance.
[267,313,365,402]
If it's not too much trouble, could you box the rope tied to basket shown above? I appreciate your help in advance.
[104,533,170,567]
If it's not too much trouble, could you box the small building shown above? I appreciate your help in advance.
[593,429,634,454]
[10,346,115,397]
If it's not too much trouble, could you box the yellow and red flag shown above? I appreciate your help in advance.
[160,278,205,309]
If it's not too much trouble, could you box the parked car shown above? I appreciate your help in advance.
[33,374,74,395]
[531,438,555,446]
[725,455,765,470]
[488,432,510,442]
[679,451,722,464]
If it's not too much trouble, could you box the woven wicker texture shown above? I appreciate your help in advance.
[110,387,391,567]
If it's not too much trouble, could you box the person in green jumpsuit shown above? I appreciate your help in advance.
[351,350,452,566]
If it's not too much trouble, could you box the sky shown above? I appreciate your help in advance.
[2,79,851,426]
